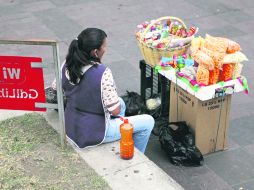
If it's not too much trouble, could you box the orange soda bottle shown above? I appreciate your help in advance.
[120,117,134,160]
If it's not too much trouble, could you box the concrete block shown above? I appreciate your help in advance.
[103,159,184,190]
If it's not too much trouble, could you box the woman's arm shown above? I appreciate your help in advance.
[101,68,121,116]
[110,102,120,116]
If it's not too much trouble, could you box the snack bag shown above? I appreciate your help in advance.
[191,50,214,70]
[223,51,248,63]
[201,47,225,69]
[191,36,205,51]
[204,34,228,53]
[216,37,241,53]
[209,68,220,85]
[219,63,235,81]
[233,63,243,78]
[226,39,241,53]
[196,65,210,85]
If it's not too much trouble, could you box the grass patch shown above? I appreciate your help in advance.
[0,113,111,190]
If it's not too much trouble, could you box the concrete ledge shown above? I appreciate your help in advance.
[43,110,184,190]
[0,110,34,122]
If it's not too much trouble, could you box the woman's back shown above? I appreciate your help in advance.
[62,63,107,148]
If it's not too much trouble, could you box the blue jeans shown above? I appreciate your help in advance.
[103,98,154,153]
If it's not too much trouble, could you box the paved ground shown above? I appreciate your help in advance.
[0,0,253,189]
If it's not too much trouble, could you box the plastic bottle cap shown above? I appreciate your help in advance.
[124,119,129,123]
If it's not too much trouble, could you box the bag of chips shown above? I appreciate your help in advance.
[209,68,220,85]
[233,63,243,78]
[226,39,241,53]
[196,65,209,85]
[204,34,228,53]
[223,51,248,63]
[191,36,205,51]
[219,63,235,81]
[191,50,214,70]
[201,47,225,69]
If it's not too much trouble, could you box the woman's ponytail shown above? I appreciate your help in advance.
[65,39,89,84]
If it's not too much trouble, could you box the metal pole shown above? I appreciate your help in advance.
[52,42,66,148]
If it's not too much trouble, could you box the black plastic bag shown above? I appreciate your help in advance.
[159,121,204,167]
[45,87,67,110]
[152,117,168,136]
[121,91,146,116]
[45,87,58,104]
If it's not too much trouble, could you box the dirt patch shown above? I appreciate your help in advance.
[0,113,111,190]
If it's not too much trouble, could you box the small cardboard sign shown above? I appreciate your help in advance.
[0,56,46,111]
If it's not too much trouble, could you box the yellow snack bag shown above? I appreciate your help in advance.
[191,36,205,51]
[223,51,248,63]
[233,63,243,78]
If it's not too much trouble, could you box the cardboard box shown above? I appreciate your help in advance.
[169,83,232,155]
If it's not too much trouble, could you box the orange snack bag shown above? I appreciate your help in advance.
[201,47,225,69]
[219,63,235,81]
[204,34,228,53]
[196,65,210,85]
[191,50,215,70]
[216,37,240,53]
[226,39,241,53]
[209,68,220,85]
[205,34,241,53]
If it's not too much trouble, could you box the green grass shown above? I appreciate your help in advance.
[0,113,111,190]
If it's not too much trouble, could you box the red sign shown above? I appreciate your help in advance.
[0,56,46,111]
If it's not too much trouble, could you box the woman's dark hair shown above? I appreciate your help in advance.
[65,28,107,84]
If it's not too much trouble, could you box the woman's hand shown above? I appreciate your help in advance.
[110,104,120,116]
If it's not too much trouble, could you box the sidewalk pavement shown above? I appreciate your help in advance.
[0,0,254,189]
[43,109,184,190]
[0,110,184,190]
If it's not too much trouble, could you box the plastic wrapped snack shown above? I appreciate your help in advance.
[219,63,235,81]
[191,36,205,51]
[233,63,243,78]
[196,65,210,85]
[223,51,248,63]
[201,47,225,69]
[191,50,214,70]
[209,68,220,85]
[216,37,241,53]
[180,66,197,80]
[226,39,241,53]
[204,34,228,53]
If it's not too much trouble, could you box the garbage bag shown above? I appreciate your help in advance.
[45,86,58,104]
[152,117,168,136]
[159,121,204,167]
[121,91,146,116]
[45,87,67,110]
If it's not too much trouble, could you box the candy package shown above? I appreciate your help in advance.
[196,65,209,85]
[209,68,220,85]
[180,66,197,80]
[223,51,248,63]
[219,63,235,81]
[191,50,215,70]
